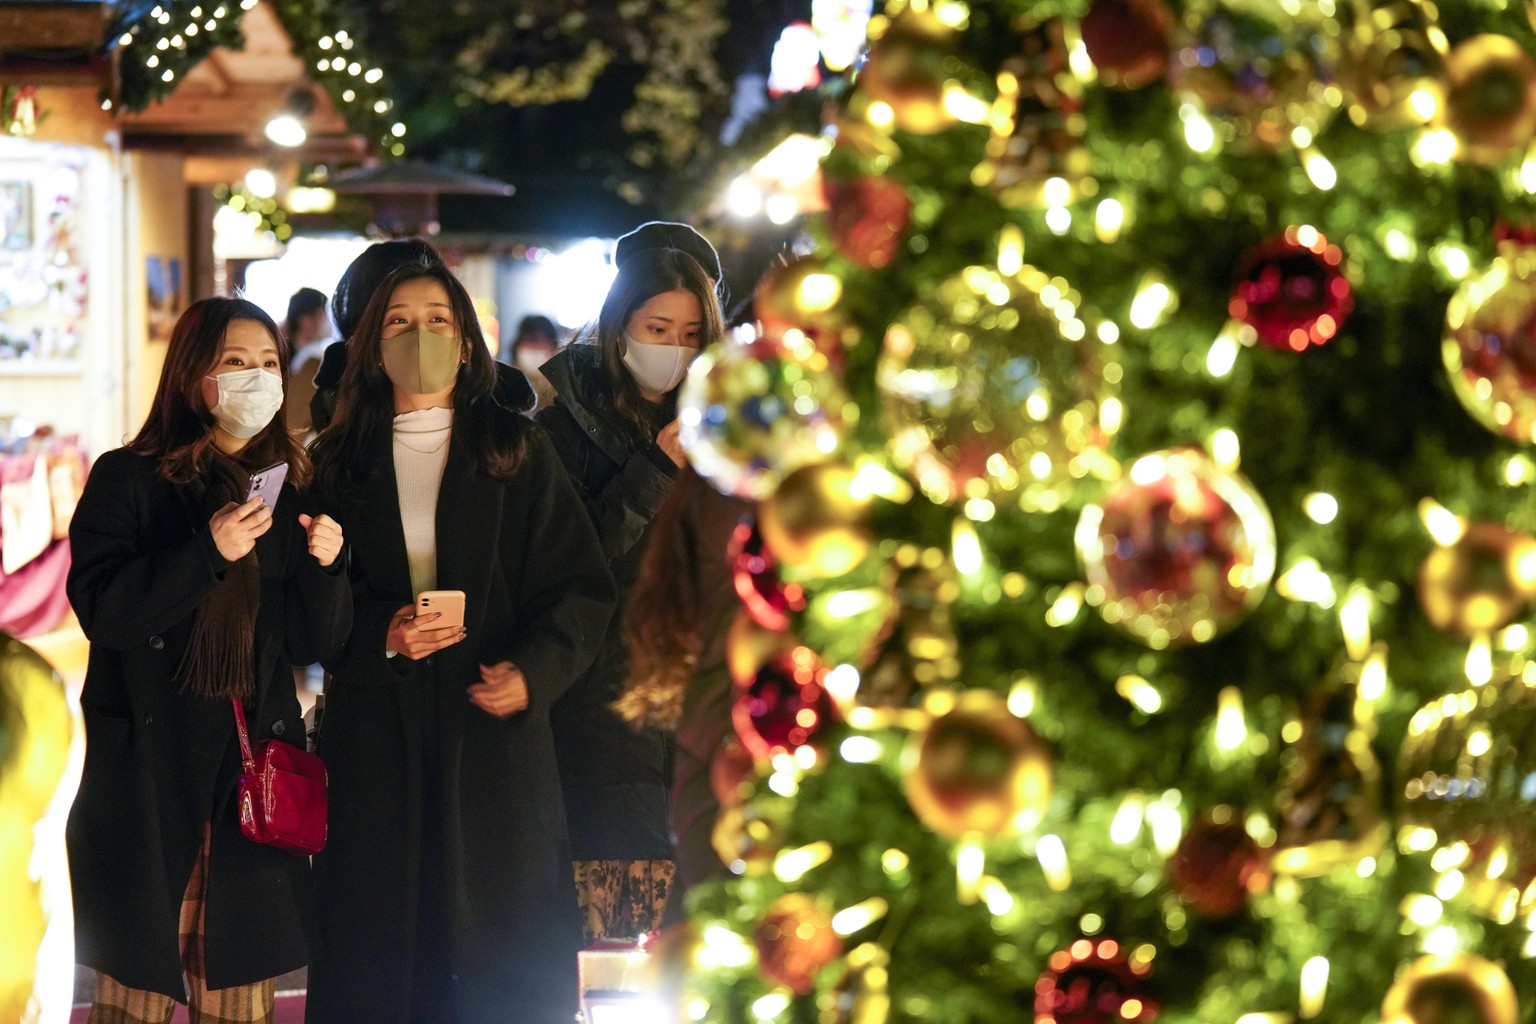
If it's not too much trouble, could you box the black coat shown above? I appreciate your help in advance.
[538,345,676,860]
[65,448,352,998]
[305,411,616,1024]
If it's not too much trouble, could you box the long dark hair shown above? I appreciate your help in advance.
[616,466,709,730]
[310,263,525,495]
[578,247,723,449]
[331,238,444,342]
[129,297,309,487]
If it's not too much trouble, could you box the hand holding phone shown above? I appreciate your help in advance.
[386,590,468,660]
[246,462,290,508]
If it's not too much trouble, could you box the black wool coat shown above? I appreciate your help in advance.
[538,344,677,861]
[65,448,352,999]
[304,412,616,1024]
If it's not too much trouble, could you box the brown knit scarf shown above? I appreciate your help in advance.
[175,457,261,702]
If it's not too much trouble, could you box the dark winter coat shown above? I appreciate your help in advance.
[304,409,615,1024]
[661,484,750,925]
[538,344,677,860]
[309,340,535,433]
[65,448,352,999]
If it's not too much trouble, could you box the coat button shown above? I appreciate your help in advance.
[143,713,153,726]
[271,720,286,736]
[149,635,165,650]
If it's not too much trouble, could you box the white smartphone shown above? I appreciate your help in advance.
[415,590,467,630]
[246,462,289,507]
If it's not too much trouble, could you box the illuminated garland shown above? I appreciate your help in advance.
[106,0,402,150]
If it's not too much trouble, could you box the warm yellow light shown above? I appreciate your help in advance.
[1035,834,1072,891]
[840,735,883,763]
[831,898,890,936]
[1206,332,1240,378]
[1411,128,1457,165]
[1402,893,1444,927]
[1299,956,1329,1019]
[1129,278,1176,330]
[1418,499,1467,546]
[866,100,895,129]
[1304,492,1339,525]
[1382,228,1418,261]
[1181,105,1216,152]
[1147,800,1182,857]
[956,841,985,904]
[1435,869,1466,900]
[1045,584,1085,627]
[1209,428,1240,472]
[997,224,1024,276]
[1408,87,1439,122]
[942,84,990,124]
[752,991,791,1019]
[1465,636,1493,687]
[952,519,984,577]
[1302,148,1337,190]
[1422,925,1461,956]
[1008,676,1037,718]
[1043,176,1072,207]
[1115,674,1163,714]
[1339,585,1371,659]
[1214,686,1248,751]
[773,841,833,882]
[1110,793,1144,845]
[1359,651,1389,702]
[1503,455,1536,486]
[1095,198,1125,243]
[1433,243,1473,280]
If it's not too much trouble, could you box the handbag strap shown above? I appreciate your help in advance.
[230,698,256,772]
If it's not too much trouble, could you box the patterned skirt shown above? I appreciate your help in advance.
[573,859,676,944]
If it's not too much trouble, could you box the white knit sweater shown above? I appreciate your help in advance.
[392,406,453,598]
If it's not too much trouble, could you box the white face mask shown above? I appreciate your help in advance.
[621,333,696,395]
[206,367,284,439]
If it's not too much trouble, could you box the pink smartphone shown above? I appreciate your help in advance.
[415,590,466,630]
[245,462,289,507]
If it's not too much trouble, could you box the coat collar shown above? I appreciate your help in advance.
[541,344,635,464]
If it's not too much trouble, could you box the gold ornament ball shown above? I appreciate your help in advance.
[1077,448,1277,649]
[753,894,843,995]
[1442,244,1536,445]
[902,689,1052,839]
[878,264,1116,508]
[1416,522,1536,636]
[1380,954,1519,1024]
[1399,675,1536,919]
[758,461,875,579]
[712,802,784,876]
[0,634,78,1024]
[1338,0,1444,127]
[1440,34,1536,166]
[851,8,962,135]
[754,256,858,364]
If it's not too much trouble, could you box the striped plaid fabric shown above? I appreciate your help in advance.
[87,825,276,1024]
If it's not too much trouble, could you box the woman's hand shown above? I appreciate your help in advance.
[468,661,530,717]
[299,513,344,567]
[210,497,272,561]
[656,419,686,468]
[386,604,466,660]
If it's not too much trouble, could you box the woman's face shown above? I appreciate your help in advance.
[623,289,704,350]
[199,318,281,408]
[382,277,458,340]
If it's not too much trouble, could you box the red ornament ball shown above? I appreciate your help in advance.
[1167,815,1273,918]
[1229,226,1353,352]
[730,519,806,632]
[732,647,836,760]
[1034,937,1157,1024]
[1080,0,1174,90]
[824,174,911,269]
[753,894,843,995]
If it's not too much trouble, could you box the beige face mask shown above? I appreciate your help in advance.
[381,329,462,394]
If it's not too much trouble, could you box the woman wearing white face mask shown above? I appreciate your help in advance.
[537,222,724,943]
[65,298,351,1023]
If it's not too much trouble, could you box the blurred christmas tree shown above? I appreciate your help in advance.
[671,0,1536,1022]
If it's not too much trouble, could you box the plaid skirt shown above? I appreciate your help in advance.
[86,825,276,1024]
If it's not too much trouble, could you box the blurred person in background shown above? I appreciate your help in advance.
[282,287,332,436]
[505,314,563,411]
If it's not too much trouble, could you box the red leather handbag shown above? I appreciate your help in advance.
[231,698,328,855]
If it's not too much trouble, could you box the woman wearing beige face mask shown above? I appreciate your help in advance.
[537,222,725,943]
[305,263,614,1024]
